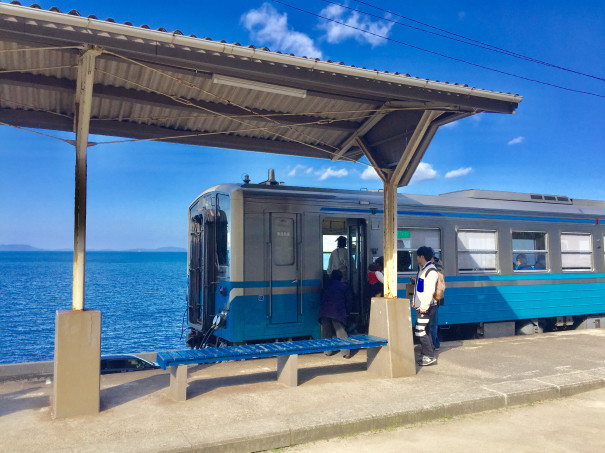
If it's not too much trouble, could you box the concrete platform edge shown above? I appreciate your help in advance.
[157,368,605,453]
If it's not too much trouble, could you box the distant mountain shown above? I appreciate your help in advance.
[0,244,186,252]
[0,244,45,251]
[122,247,186,253]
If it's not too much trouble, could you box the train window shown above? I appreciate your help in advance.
[397,228,441,272]
[457,230,498,272]
[216,194,230,278]
[272,217,295,266]
[512,231,548,271]
[561,233,592,271]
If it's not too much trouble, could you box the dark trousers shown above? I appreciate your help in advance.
[320,318,350,357]
[429,306,440,348]
[415,305,436,358]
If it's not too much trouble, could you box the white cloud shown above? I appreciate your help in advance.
[361,166,380,181]
[409,162,438,184]
[440,121,458,129]
[316,167,349,181]
[318,3,394,47]
[241,3,323,59]
[288,164,307,177]
[445,167,472,179]
[508,136,525,146]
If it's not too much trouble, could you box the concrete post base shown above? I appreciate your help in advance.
[52,309,101,419]
[277,354,298,387]
[170,365,188,401]
[367,297,416,378]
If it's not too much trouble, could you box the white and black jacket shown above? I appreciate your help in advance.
[413,262,438,311]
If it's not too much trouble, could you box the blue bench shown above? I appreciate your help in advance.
[157,335,388,401]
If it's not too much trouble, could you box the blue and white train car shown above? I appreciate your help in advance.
[186,175,605,347]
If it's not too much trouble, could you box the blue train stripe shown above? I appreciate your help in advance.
[320,207,598,224]
[225,279,322,289]
[444,273,605,282]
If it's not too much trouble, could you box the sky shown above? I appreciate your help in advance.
[0,0,604,250]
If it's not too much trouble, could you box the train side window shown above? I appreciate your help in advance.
[216,194,231,278]
[457,229,498,273]
[561,232,592,271]
[272,217,295,266]
[397,228,441,272]
[512,231,548,271]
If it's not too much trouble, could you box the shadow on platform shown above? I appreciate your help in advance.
[100,373,168,411]
[0,385,50,417]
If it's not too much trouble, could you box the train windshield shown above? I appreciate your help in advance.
[187,192,230,330]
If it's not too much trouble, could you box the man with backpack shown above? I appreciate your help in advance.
[412,246,439,366]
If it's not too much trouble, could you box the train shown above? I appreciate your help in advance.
[185,171,605,347]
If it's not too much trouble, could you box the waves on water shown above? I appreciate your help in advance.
[0,251,188,364]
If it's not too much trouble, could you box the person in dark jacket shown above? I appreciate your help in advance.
[319,269,353,358]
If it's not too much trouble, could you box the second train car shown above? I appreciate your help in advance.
[185,173,605,347]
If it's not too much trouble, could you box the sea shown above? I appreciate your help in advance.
[0,251,187,364]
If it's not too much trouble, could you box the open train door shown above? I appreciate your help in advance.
[322,217,368,332]
[348,219,368,331]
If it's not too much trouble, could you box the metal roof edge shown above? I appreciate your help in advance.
[0,2,522,105]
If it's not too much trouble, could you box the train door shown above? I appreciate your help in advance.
[268,213,300,325]
[187,193,229,338]
[322,217,368,332]
[187,196,216,340]
[348,220,368,331]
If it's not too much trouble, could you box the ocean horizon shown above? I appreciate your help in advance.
[0,251,188,364]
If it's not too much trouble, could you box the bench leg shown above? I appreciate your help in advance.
[169,365,188,401]
[277,354,298,387]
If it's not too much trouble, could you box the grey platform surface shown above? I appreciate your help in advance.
[1,329,605,453]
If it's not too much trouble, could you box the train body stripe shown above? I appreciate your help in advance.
[320,207,597,224]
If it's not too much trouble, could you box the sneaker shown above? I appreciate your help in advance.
[416,354,430,363]
[419,356,437,366]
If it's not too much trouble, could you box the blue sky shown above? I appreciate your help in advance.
[1,0,603,250]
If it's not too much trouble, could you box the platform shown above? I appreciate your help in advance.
[1,329,604,452]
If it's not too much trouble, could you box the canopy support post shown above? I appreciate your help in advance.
[52,47,103,420]
[381,110,441,298]
[72,47,100,311]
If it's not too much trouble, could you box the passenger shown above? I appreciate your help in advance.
[319,269,353,359]
[515,253,533,270]
[327,236,348,282]
[367,262,384,297]
[398,251,412,272]
[428,256,443,350]
[535,254,546,270]
[375,256,384,273]
[412,246,438,366]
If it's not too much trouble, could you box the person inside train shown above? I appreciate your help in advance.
[319,269,353,359]
[398,250,412,272]
[534,254,546,270]
[515,253,533,270]
[327,235,348,282]
[367,262,384,297]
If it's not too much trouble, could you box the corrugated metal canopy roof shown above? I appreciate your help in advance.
[0,1,522,186]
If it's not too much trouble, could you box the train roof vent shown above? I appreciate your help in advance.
[439,189,572,204]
